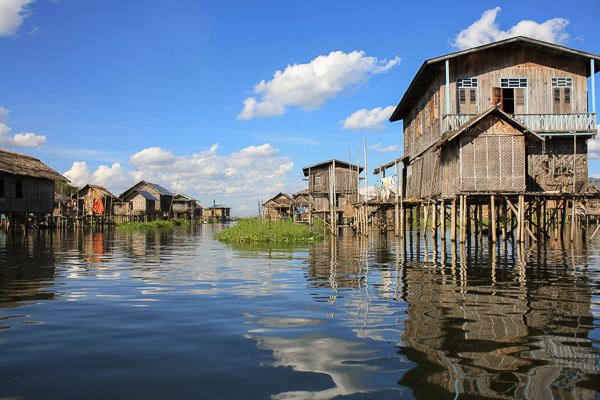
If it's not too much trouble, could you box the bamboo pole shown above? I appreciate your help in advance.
[459,195,465,243]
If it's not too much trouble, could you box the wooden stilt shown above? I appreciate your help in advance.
[491,195,497,243]
[451,198,457,242]
[501,200,507,241]
[517,195,524,243]
[459,195,466,243]
[440,200,446,241]
[432,202,437,240]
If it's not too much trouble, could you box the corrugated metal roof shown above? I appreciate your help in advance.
[146,182,174,196]
[136,190,159,201]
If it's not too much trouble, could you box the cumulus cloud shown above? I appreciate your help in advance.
[0,0,34,36]
[63,143,301,214]
[238,51,400,120]
[0,106,46,148]
[341,106,395,132]
[590,127,600,159]
[369,142,400,153]
[451,7,570,50]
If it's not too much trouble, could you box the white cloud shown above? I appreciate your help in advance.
[129,147,175,165]
[0,106,46,148]
[451,7,570,50]
[63,143,302,215]
[590,127,600,159]
[0,0,34,37]
[369,142,400,153]
[238,51,400,120]
[341,106,395,132]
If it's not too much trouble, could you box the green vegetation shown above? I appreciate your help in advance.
[215,218,327,243]
[117,219,191,230]
[55,181,79,197]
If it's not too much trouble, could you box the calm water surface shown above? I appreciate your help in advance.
[0,224,599,399]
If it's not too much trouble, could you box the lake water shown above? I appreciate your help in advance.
[0,223,599,399]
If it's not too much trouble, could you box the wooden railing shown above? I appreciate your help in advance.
[443,113,597,134]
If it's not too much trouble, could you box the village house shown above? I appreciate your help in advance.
[119,181,175,219]
[74,184,119,217]
[0,148,68,228]
[204,204,231,221]
[264,193,293,221]
[389,36,599,200]
[302,159,363,226]
[172,193,202,219]
[292,189,309,222]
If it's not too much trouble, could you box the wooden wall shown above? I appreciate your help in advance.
[0,173,55,214]
[308,164,360,194]
[527,138,588,192]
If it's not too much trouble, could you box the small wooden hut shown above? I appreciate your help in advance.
[119,181,174,218]
[302,159,363,227]
[172,193,202,219]
[0,148,68,229]
[293,189,310,222]
[74,184,118,217]
[264,193,293,221]
[205,204,231,221]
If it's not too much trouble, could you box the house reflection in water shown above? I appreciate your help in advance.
[396,239,599,400]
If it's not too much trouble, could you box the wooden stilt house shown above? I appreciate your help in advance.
[0,148,68,228]
[264,193,293,221]
[389,36,599,200]
[74,184,118,217]
[302,159,363,225]
[119,181,174,219]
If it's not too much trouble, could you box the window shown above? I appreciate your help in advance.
[457,78,478,114]
[16,180,23,199]
[552,77,573,114]
[494,78,527,114]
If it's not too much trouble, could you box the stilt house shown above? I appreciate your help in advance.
[74,184,118,216]
[0,149,68,223]
[119,181,174,217]
[389,36,599,200]
[172,193,202,219]
[264,193,293,220]
[205,204,231,221]
[293,189,309,222]
[302,160,363,223]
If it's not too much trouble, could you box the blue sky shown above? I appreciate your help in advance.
[1,0,599,215]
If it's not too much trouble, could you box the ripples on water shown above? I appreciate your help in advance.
[0,224,599,399]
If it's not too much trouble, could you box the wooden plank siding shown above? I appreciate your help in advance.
[0,174,55,214]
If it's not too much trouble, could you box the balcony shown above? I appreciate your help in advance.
[443,113,597,134]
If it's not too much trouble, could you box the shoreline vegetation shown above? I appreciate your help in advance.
[215,218,327,243]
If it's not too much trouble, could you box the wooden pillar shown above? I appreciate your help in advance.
[395,161,399,237]
[416,204,421,233]
[518,194,524,243]
[451,198,457,242]
[571,198,576,241]
[459,195,465,243]
[423,204,429,237]
[440,200,446,241]
[491,195,497,243]
[432,202,437,240]
[501,200,507,241]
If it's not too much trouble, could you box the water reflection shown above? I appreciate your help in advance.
[0,226,598,399]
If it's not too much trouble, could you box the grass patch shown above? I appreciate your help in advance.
[215,218,327,243]
[117,219,191,230]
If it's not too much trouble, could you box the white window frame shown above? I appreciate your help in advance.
[457,78,479,114]
[500,78,528,114]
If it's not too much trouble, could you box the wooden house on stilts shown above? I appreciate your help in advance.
[0,148,69,230]
[302,159,363,232]
[369,36,599,242]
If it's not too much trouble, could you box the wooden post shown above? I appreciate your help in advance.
[491,195,497,243]
[518,194,524,243]
[440,200,446,241]
[432,201,437,240]
[451,198,457,242]
[395,160,399,237]
[416,203,421,233]
[423,204,429,237]
[459,195,465,243]
[571,198,576,241]
[502,200,507,241]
